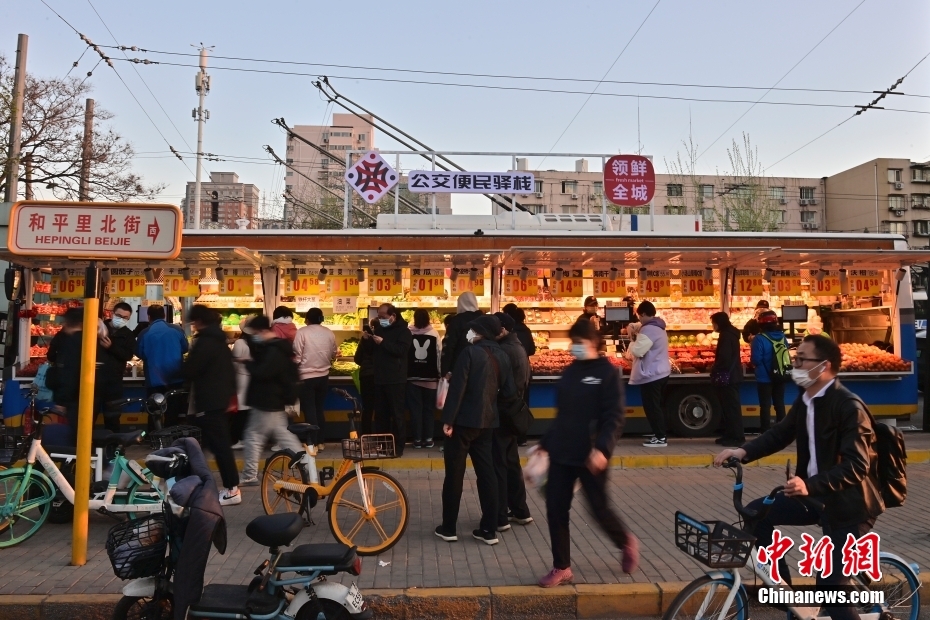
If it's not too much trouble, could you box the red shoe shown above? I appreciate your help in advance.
[622,534,640,573]
[538,567,573,588]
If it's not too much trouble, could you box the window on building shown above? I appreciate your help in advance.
[286,145,294,153]
[666,205,686,215]
[888,169,903,183]
[771,186,786,201]
[561,181,577,194]
[285,171,293,177]
[357,133,366,142]
[534,180,544,193]
[913,168,929,182]
[800,210,816,223]
[592,181,603,195]
[799,187,815,200]
[913,194,930,209]
[884,221,907,235]
[779,210,788,224]
[527,205,546,214]
[915,220,930,236]
[321,158,329,168]
[889,195,906,211]
[701,207,715,221]
[285,184,293,192]
[700,185,714,199]
[667,184,683,197]
[561,205,577,214]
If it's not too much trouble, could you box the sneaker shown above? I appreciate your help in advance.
[538,567,573,588]
[472,529,499,545]
[413,441,424,449]
[434,525,457,542]
[423,439,435,448]
[643,437,667,448]
[509,514,534,525]
[622,534,640,574]
[270,445,283,452]
[239,477,259,487]
[219,488,242,506]
[231,441,244,450]
[496,523,512,532]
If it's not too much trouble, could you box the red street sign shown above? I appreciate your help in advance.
[603,155,655,207]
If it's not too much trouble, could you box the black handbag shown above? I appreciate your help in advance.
[710,360,737,387]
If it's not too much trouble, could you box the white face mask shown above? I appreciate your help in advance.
[570,343,591,360]
[791,362,826,389]
[465,329,477,343]
[111,316,128,329]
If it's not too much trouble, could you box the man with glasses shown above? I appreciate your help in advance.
[715,335,884,620]
[96,302,137,432]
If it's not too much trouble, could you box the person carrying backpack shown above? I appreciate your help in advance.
[750,310,790,432]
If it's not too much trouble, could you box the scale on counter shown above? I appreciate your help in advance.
[781,304,808,341]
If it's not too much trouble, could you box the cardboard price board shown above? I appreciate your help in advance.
[770,270,803,296]
[680,269,713,297]
[449,271,485,296]
[51,270,85,299]
[368,269,402,296]
[592,270,626,297]
[327,268,360,296]
[163,275,201,297]
[109,275,147,297]
[811,271,842,296]
[503,269,538,296]
[551,269,584,298]
[219,269,255,297]
[640,270,671,297]
[848,270,882,296]
[333,296,358,314]
[734,270,764,296]
[284,272,321,296]
[410,269,445,295]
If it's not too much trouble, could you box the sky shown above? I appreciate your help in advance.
[3,0,929,215]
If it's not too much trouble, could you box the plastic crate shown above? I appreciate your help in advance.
[148,425,202,450]
[106,513,168,579]
[0,426,31,467]
[674,511,755,568]
[342,434,397,461]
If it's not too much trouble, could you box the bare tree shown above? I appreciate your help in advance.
[664,131,704,220]
[0,55,164,202]
[712,133,783,232]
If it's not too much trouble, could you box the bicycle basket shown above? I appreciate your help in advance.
[0,426,31,467]
[148,425,202,450]
[106,513,169,579]
[675,511,756,568]
[342,434,397,461]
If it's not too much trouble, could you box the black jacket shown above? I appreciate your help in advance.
[47,330,83,405]
[96,323,136,401]
[441,339,517,429]
[540,357,624,467]
[741,380,884,528]
[513,323,536,357]
[183,324,235,413]
[498,332,530,401]
[354,333,377,378]
[441,309,483,375]
[712,325,744,385]
[373,317,413,385]
[246,337,297,411]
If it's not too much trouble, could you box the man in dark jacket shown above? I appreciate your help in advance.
[435,315,517,546]
[441,291,483,376]
[354,318,378,435]
[711,311,744,447]
[492,312,532,529]
[96,302,136,432]
[716,335,884,620]
[183,304,240,505]
[370,303,413,456]
[502,303,536,356]
[240,316,302,485]
[46,307,84,443]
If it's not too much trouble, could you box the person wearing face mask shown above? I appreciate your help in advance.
[715,335,884,620]
[535,318,638,587]
[579,296,602,331]
[370,303,413,456]
[627,301,671,448]
[96,302,137,432]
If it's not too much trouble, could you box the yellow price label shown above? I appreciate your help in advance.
[551,270,584,298]
[848,270,882,296]
[327,276,360,296]
[450,273,485,296]
[680,269,713,297]
[367,269,401,296]
[410,275,445,295]
[51,273,85,299]
[770,271,803,296]
[219,275,255,297]
[285,274,320,296]
[592,271,626,297]
[734,270,764,296]
[163,275,201,297]
[503,270,538,296]
[812,272,841,296]
[640,270,671,297]
[109,275,147,297]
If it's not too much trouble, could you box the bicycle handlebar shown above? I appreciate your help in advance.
[723,458,784,524]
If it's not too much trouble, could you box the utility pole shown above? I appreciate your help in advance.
[78,99,94,201]
[191,46,212,229]
[4,34,28,203]
[24,153,33,200]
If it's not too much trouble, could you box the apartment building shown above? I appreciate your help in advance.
[182,171,260,229]
[824,158,930,246]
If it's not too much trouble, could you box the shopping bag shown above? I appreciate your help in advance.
[284,399,300,418]
[435,377,450,409]
[523,445,549,489]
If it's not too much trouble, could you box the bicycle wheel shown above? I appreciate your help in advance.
[0,469,54,547]
[111,593,173,620]
[327,469,408,556]
[857,556,920,620]
[663,574,748,620]
[261,450,309,515]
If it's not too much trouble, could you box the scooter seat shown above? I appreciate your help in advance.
[91,429,144,449]
[245,513,304,548]
[286,423,319,445]
[278,542,356,571]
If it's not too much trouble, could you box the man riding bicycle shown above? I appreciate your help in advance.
[715,334,885,620]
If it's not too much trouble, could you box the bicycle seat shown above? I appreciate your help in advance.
[278,542,356,572]
[91,429,144,449]
[287,423,319,445]
[245,513,304,548]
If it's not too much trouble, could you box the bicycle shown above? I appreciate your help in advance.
[260,388,409,555]
[664,458,921,620]
[0,390,198,547]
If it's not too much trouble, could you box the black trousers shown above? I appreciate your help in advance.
[441,425,497,533]
[300,376,329,441]
[193,409,240,489]
[748,493,873,620]
[493,428,530,524]
[546,461,630,570]
[639,376,668,439]
[359,373,376,436]
[517,383,531,445]
[375,382,407,455]
[716,384,745,440]
[757,381,786,432]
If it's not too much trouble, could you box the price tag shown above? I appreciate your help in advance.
[680,269,713,297]
[51,270,85,299]
[640,270,671,297]
[109,275,147,297]
[734,270,764,296]
[327,268,360,295]
[368,269,402,296]
[503,269,538,296]
[550,269,583,298]
[770,270,803,296]
[285,271,320,296]
[162,269,201,297]
[592,270,626,297]
[410,268,445,295]
[811,271,841,296]
[449,270,485,296]
[219,269,255,297]
[295,296,320,313]
[848,270,882,296]
[332,296,357,314]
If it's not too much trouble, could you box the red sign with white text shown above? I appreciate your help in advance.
[603,155,656,207]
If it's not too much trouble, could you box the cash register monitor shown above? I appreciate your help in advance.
[605,306,632,323]
[781,305,808,323]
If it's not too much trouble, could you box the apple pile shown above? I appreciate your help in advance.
[839,343,911,373]
[530,350,575,375]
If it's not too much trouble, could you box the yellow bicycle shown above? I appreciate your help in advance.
[261,388,409,555]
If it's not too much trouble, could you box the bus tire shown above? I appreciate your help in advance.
[665,386,720,437]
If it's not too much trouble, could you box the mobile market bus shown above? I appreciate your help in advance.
[3,213,928,438]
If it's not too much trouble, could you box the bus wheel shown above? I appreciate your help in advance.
[666,387,720,437]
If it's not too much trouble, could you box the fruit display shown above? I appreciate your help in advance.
[608,355,631,374]
[399,309,452,326]
[660,308,714,326]
[532,331,550,350]
[331,360,360,376]
[530,350,574,375]
[34,302,76,315]
[839,343,911,372]
[30,323,62,336]
[668,332,718,347]
[338,337,359,357]
[525,308,575,325]
[668,344,751,374]
[29,345,48,358]
[19,359,44,377]
[221,313,243,328]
